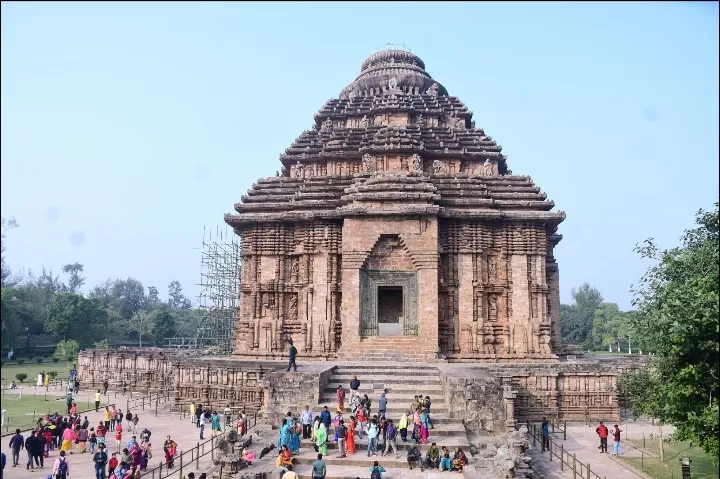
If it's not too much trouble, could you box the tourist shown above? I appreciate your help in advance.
[103,407,111,431]
[439,447,452,471]
[286,340,298,372]
[452,448,467,471]
[277,418,291,452]
[334,419,347,458]
[290,418,301,454]
[361,394,371,415]
[130,414,139,435]
[419,410,430,444]
[117,410,124,430]
[130,443,142,469]
[333,410,343,431]
[311,453,326,479]
[398,411,409,442]
[199,411,207,440]
[108,453,118,477]
[241,448,255,466]
[320,406,331,431]
[163,436,177,468]
[407,444,423,471]
[89,428,97,454]
[211,411,221,433]
[336,385,345,413]
[114,422,123,453]
[349,375,360,395]
[120,448,132,467]
[345,416,357,455]
[102,380,108,396]
[236,413,246,437]
[127,436,137,451]
[411,412,422,445]
[283,464,299,479]
[224,404,232,427]
[275,445,293,468]
[311,415,321,443]
[9,381,17,389]
[300,406,313,440]
[377,392,387,419]
[541,417,550,452]
[110,405,117,431]
[369,461,386,479]
[356,405,367,439]
[366,418,379,457]
[425,443,440,469]
[423,396,434,428]
[195,404,203,428]
[382,419,397,458]
[315,424,328,455]
[96,422,107,448]
[189,402,196,424]
[124,412,132,430]
[8,428,24,467]
[612,425,623,456]
[595,421,609,453]
[94,391,102,412]
[24,431,36,471]
[53,450,69,479]
[77,424,89,453]
[60,424,75,453]
[82,416,90,430]
[0,451,4,478]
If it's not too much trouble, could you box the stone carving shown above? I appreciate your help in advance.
[412,154,423,172]
[415,114,425,127]
[482,159,494,176]
[489,295,498,318]
[292,161,303,178]
[388,77,397,90]
[361,115,371,129]
[291,257,299,281]
[426,83,439,98]
[432,159,444,175]
[488,256,497,282]
[361,153,373,172]
[322,117,333,131]
[289,294,298,320]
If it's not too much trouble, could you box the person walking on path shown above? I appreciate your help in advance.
[335,420,347,458]
[8,429,24,467]
[382,420,398,458]
[596,422,609,454]
[286,340,298,372]
[24,431,36,472]
[92,444,108,479]
[189,402,196,424]
[612,425,622,456]
[94,391,102,412]
[301,406,314,440]
[541,417,550,452]
[366,419,380,457]
[53,450,69,479]
[311,453,326,479]
[378,392,387,419]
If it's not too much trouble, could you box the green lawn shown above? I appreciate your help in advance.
[1,360,72,387]
[619,438,719,479]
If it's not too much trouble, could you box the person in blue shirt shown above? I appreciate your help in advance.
[320,406,332,430]
[1,451,6,479]
[369,461,386,479]
[540,417,550,453]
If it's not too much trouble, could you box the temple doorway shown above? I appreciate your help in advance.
[377,286,403,336]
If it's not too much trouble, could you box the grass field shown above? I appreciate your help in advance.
[0,361,72,387]
[619,438,719,479]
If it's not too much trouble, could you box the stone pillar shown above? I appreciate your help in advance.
[547,262,562,352]
[503,385,518,432]
[509,254,531,355]
[457,253,475,353]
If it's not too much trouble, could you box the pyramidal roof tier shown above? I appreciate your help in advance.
[225,49,565,228]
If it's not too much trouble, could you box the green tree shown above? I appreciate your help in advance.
[1,217,19,287]
[0,287,33,349]
[627,202,719,462]
[151,310,176,346]
[53,339,79,363]
[560,283,604,348]
[45,292,107,347]
[168,280,191,310]
[128,310,155,347]
[591,303,632,352]
[15,373,27,383]
[61,263,86,294]
[110,278,146,319]
[92,339,109,349]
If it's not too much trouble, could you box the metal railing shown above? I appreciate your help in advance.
[141,409,263,479]
[527,421,606,479]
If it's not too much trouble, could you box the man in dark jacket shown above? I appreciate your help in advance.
[7,429,24,467]
[24,432,35,471]
[320,406,332,430]
[31,432,44,469]
[350,376,360,394]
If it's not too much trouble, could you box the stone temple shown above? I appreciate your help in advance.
[225,49,566,363]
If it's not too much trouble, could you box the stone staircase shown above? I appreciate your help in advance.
[336,338,439,363]
[292,364,473,478]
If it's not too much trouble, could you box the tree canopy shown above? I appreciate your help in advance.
[626,202,719,462]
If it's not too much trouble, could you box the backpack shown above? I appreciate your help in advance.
[58,458,68,476]
[370,467,382,479]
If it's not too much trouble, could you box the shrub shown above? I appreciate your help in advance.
[36,358,43,364]
[16,359,25,365]
[48,371,58,379]
[26,354,34,360]
[52,358,60,363]
[15,373,28,383]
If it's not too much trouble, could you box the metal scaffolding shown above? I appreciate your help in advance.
[167,226,240,354]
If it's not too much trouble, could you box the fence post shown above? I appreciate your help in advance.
[549,438,553,461]
[586,463,590,479]
[533,425,536,446]
[564,420,567,440]
[641,451,644,470]
[155,396,158,417]
[159,461,163,477]
[179,449,183,479]
[560,444,564,470]
[211,439,214,461]
[573,453,576,478]
[643,432,645,448]
[196,442,200,468]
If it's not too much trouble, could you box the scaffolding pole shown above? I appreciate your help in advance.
[167,225,240,354]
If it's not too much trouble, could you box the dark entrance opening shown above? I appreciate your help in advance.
[377,286,403,336]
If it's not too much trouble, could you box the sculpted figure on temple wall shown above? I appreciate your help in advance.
[432,160,444,175]
[362,154,373,172]
[489,294,498,317]
[488,256,497,281]
[482,159,494,176]
[289,294,298,320]
[293,161,303,178]
[426,83,439,98]
[415,114,425,127]
[412,154,423,172]
[361,115,371,128]
[388,77,398,90]
[322,117,333,131]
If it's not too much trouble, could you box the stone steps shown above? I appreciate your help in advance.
[291,448,474,468]
[319,435,470,451]
[323,384,444,394]
[293,464,426,479]
[319,393,446,407]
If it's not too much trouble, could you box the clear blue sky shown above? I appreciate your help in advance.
[1,2,718,309]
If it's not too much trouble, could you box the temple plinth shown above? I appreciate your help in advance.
[225,49,565,362]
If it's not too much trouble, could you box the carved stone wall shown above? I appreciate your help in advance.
[77,348,174,392]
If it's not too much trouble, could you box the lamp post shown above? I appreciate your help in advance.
[680,456,692,479]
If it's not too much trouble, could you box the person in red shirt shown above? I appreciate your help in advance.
[108,453,119,477]
[612,425,623,456]
[97,422,108,448]
[114,423,123,453]
[595,422,609,453]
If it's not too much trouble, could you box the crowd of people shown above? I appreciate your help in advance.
[272,374,468,473]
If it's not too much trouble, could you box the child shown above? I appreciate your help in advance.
[242,448,255,466]
[89,428,98,454]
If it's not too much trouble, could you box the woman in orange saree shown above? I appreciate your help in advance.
[345,417,357,454]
